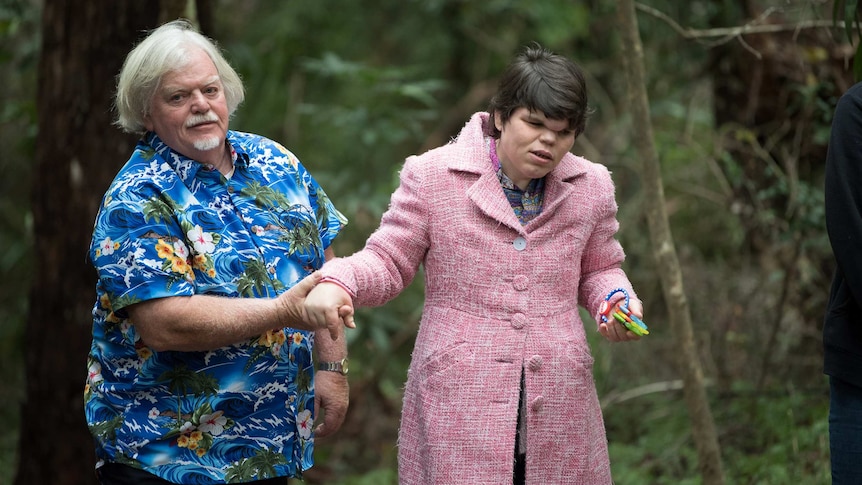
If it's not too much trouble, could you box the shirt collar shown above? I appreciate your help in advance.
[144,130,250,185]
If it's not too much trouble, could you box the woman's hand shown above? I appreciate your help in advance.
[598,298,644,342]
[305,282,356,338]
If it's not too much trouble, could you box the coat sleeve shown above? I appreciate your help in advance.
[320,155,431,307]
[576,165,638,322]
[826,82,862,307]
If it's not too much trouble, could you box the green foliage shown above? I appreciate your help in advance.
[832,0,862,80]
[605,383,830,485]
[323,466,398,485]
[0,0,38,482]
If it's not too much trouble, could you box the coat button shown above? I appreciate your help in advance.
[513,275,529,291]
[511,313,526,329]
[531,396,544,412]
[513,236,527,251]
[528,355,543,371]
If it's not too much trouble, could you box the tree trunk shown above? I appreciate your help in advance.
[615,1,726,484]
[14,2,158,484]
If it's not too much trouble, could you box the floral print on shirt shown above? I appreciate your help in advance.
[85,130,346,483]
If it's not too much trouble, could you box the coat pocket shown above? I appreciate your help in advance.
[415,340,470,378]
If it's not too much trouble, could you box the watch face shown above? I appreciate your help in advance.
[340,358,349,375]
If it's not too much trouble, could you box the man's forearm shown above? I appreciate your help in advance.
[127,272,321,352]
[127,294,286,352]
[314,326,348,362]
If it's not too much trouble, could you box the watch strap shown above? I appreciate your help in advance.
[317,358,348,375]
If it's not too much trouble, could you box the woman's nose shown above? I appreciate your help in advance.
[540,128,557,144]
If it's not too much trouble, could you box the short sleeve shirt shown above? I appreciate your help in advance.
[85,130,346,482]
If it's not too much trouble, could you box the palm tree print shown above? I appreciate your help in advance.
[224,448,290,483]
[241,181,290,209]
[143,195,182,224]
[236,258,281,297]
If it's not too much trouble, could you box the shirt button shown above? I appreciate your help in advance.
[528,355,543,372]
[228,186,235,193]
[513,275,529,291]
[511,313,526,329]
[513,236,527,251]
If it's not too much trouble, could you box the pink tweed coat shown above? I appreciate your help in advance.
[321,112,637,484]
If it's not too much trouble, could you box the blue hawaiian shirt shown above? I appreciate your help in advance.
[85,130,346,483]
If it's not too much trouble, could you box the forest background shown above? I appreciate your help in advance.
[1,0,857,483]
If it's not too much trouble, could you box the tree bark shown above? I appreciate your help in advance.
[14,2,158,484]
[615,1,726,484]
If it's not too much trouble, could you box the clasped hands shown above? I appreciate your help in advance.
[276,272,355,340]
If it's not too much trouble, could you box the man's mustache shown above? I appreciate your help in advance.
[185,113,219,127]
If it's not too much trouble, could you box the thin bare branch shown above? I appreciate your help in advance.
[736,35,763,59]
[636,2,858,42]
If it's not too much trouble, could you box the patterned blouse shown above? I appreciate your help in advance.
[85,130,346,483]
[489,137,545,224]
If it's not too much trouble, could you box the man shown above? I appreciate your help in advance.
[85,19,349,484]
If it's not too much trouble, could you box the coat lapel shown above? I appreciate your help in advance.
[530,154,587,227]
[465,171,524,232]
[446,112,590,234]
[448,113,524,233]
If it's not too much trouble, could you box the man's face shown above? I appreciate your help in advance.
[144,46,229,161]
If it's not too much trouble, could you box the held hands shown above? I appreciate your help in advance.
[305,281,356,338]
[275,273,355,340]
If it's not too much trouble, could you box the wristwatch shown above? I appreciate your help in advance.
[317,358,349,376]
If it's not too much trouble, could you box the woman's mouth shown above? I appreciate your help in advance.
[531,150,553,161]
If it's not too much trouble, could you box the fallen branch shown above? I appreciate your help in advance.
[601,379,689,408]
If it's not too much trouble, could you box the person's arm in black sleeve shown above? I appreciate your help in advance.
[826,82,862,306]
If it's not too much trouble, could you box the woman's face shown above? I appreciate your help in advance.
[494,107,576,190]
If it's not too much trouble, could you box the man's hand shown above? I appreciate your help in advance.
[275,271,323,332]
[313,370,349,439]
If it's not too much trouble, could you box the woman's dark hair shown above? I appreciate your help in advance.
[486,43,590,139]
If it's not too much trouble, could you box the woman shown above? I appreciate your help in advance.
[306,44,644,484]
